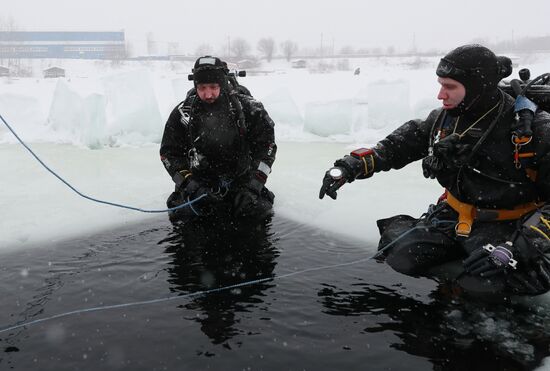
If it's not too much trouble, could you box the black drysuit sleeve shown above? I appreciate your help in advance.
[240,95,277,178]
[159,99,192,179]
[371,109,441,172]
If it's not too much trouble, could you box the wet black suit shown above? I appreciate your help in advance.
[372,90,550,296]
[160,91,276,222]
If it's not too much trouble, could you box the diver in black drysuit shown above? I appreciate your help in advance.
[160,56,277,223]
[319,45,550,297]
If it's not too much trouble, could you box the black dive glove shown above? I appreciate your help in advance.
[180,175,222,216]
[182,177,210,199]
[422,155,445,179]
[505,216,550,295]
[172,169,192,190]
[319,148,375,200]
[422,133,471,179]
[463,242,518,277]
[233,176,264,217]
[173,170,215,201]
[465,210,550,295]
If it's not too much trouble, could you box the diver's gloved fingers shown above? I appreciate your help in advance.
[479,268,502,277]
[464,259,481,273]
[469,261,494,276]
[327,179,345,198]
[319,174,345,200]
[464,253,489,272]
[463,249,487,268]
[319,173,333,199]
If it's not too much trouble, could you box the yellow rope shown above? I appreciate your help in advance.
[530,225,550,241]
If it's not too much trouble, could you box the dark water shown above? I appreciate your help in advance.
[2,215,550,371]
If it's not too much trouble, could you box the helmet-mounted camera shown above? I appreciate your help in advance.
[188,56,228,84]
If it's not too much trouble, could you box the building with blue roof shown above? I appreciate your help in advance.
[0,31,126,59]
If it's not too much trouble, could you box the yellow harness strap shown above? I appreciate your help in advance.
[445,191,543,237]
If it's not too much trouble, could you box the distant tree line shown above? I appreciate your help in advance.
[192,37,300,63]
[471,35,550,54]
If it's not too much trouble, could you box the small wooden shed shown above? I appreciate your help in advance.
[43,67,66,78]
[0,66,10,77]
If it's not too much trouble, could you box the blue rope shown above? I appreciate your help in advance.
[0,255,377,335]
[0,112,205,213]
[0,220,448,335]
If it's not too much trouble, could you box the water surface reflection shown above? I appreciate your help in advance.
[159,218,279,344]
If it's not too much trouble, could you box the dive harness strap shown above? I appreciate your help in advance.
[445,191,543,237]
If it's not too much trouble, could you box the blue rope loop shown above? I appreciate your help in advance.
[0,112,204,213]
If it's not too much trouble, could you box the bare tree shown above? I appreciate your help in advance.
[230,38,251,60]
[125,40,134,58]
[168,42,180,56]
[0,18,6,66]
[281,40,298,62]
[257,37,276,62]
[339,45,355,55]
[216,43,229,59]
[146,32,157,55]
[106,44,126,66]
[370,47,382,55]
[195,43,213,56]
[470,37,489,46]
[0,16,20,70]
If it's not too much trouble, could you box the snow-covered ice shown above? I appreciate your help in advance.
[0,56,446,250]
[2,54,550,251]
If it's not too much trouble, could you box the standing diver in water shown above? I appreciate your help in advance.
[160,56,277,223]
[319,44,550,297]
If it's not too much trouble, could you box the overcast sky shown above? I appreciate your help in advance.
[3,0,550,55]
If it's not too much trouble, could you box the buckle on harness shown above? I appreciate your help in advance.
[511,134,533,169]
[178,103,191,127]
[455,221,472,237]
[445,191,542,238]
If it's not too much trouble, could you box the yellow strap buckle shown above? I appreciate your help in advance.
[455,221,472,238]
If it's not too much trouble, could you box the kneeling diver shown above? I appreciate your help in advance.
[320,45,550,297]
[160,56,277,223]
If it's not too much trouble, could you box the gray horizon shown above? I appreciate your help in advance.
[3,0,549,55]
